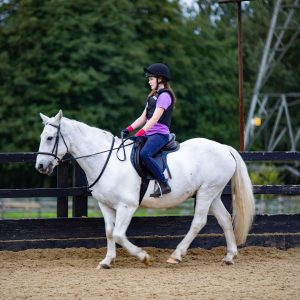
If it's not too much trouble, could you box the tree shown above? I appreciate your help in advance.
[0,0,298,188]
[0,0,148,153]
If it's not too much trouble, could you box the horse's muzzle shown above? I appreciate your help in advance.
[36,161,54,175]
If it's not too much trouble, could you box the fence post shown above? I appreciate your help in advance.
[57,162,69,217]
[72,162,88,217]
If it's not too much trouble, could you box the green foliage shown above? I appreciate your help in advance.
[0,0,239,153]
[250,164,282,185]
[249,163,283,201]
[0,0,298,187]
[0,0,146,152]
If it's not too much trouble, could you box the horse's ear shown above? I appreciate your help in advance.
[53,110,63,124]
[40,113,50,125]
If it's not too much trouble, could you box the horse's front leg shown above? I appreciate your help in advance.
[113,204,150,266]
[96,202,116,269]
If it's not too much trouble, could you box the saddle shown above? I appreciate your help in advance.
[130,133,180,203]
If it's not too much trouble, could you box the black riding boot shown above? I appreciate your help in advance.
[150,180,171,198]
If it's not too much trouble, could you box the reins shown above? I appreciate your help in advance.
[36,123,134,190]
[88,136,115,190]
[58,132,133,163]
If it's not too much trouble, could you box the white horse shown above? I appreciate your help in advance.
[36,110,255,268]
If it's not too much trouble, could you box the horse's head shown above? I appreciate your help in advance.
[36,110,69,175]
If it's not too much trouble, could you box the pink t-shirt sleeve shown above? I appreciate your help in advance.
[156,92,172,110]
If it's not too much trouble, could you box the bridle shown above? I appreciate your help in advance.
[37,123,69,164]
[36,122,133,190]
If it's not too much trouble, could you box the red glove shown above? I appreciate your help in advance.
[134,129,146,137]
[127,125,134,132]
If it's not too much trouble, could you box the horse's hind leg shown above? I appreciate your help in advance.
[96,203,117,269]
[210,197,238,264]
[167,188,215,264]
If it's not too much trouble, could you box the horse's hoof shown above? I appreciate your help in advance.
[142,254,150,266]
[167,257,181,264]
[96,264,111,269]
[222,258,234,265]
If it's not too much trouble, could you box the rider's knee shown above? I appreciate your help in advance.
[140,149,150,161]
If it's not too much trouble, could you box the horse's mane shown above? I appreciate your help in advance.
[62,117,117,140]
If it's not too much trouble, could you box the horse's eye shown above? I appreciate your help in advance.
[47,137,53,141]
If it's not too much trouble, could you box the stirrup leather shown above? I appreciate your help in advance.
[155,182,163,198]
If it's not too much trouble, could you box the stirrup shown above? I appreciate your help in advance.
[150,182,163,198]
[150,181,171,198]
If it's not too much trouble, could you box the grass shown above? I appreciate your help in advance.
[2,197,299,219]
[2,208,194,219]
[1,198,195,219]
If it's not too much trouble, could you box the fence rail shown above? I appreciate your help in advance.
[1,215,300,251]
[2,151,300,163]
[1,151,300,218]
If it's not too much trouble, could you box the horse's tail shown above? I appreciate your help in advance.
[227,146,255,245]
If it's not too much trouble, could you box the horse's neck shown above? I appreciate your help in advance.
[63,118,114,180]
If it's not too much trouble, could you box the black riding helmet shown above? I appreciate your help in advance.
[144,63,171,82]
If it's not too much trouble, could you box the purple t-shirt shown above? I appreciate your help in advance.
[145,92,172,136]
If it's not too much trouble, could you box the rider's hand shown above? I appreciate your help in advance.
[121,128,129,138]
[121,125,133,138]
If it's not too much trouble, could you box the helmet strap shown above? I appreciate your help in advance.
[155,77,159,91]
[155,77,166,91]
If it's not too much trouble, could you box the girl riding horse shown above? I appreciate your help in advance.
[122,63,176,197]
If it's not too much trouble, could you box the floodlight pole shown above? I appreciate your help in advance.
[237,1,244,151]
[219,0,250,151]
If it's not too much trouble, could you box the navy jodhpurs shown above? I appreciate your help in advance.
[140,134,169,182]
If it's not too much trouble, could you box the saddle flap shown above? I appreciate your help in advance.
[130,136,147,179]
[130,134,180,180]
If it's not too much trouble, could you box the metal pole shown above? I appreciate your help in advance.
[237,1,244,151]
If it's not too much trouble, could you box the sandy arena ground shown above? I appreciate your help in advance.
[0,246,299,300]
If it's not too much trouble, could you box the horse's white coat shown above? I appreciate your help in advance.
[36,111,255,268]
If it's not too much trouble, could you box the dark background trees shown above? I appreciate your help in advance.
[0,0,299,187]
